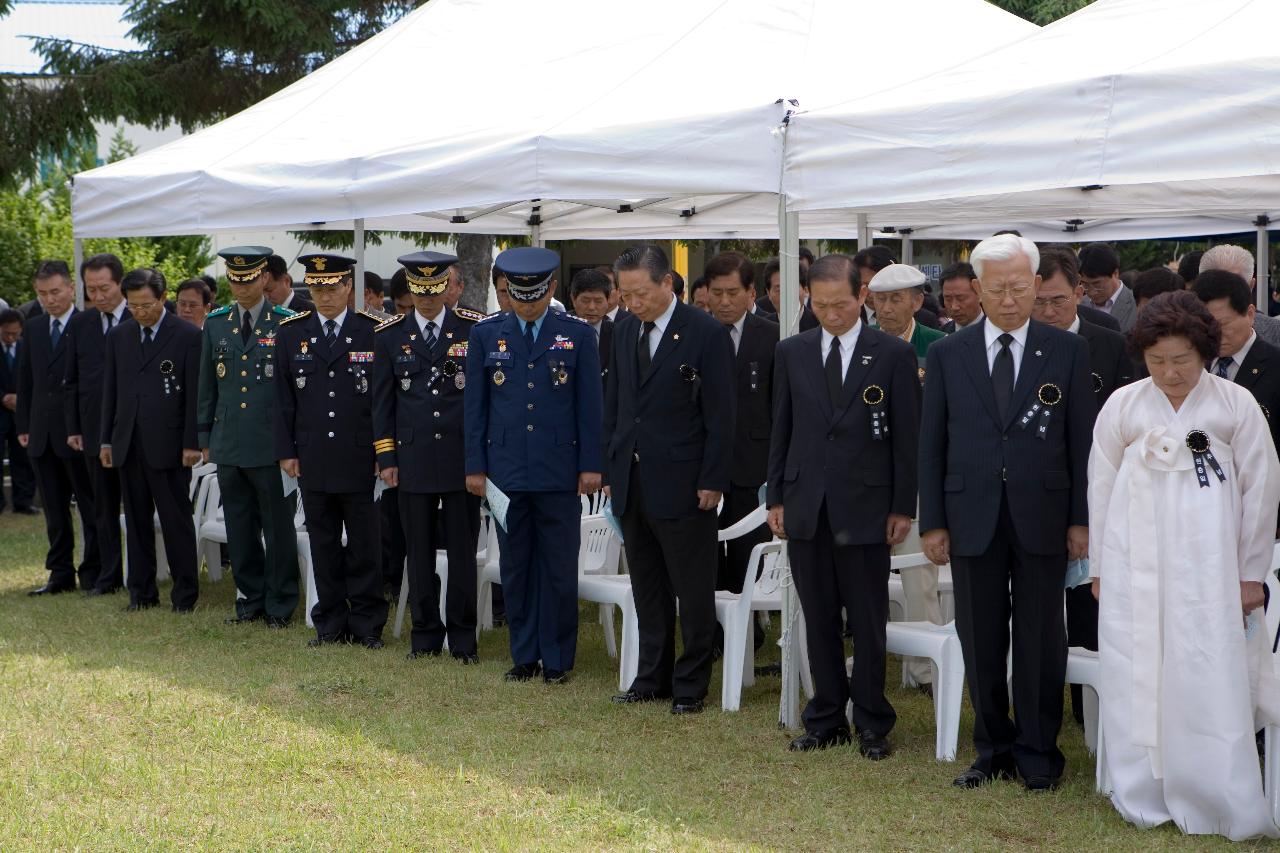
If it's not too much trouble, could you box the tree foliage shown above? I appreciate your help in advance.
[987,0,1094,25]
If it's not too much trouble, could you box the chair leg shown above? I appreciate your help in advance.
[601,604,618,659]
[479,574,494,630]
[393,563,410,640]
[1082,683,1099,755]
[1097,711,1111,795]
[155,527,170,582]
[796,611,815,700]
[936,640,964,762]
[619,599,639,692]
[722,612,748,712]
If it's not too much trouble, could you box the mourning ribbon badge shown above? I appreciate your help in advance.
[1186,429,1226,488]
[862,385,888,440]
[1019,383,1061,440]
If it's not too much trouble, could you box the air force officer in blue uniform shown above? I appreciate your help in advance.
[464,247,603,685]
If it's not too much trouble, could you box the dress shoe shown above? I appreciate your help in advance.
[453,652,480,665]
[543,669,570,685]
[857,730,892,761]
[264,616,290,629]
[124,601,158,612]
[225,612,264,625]
[504,663,542,682]
[407,649,442,660]
[754,662,783,678]
[171,604,194,614]
[953,764,1016,789]
[12,505,39,516]
[1022,775,1061,793]
[611,689,669,704]
[789,726,852,752]
[28,582,75,597]
[671,697,704,715]
[309,634,343,647]
[84,586,121,597]
[917,683,934,700]
[358,636,384,650]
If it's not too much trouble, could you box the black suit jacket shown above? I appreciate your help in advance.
[1077,316,1134,408]
[603,299,735,519]
[0,339,20,433]
[282,292,316,314]
[768,325,920,543]
[1235,337,1280,456]
[101,315,202,468]
[799,302,819,332]
[372,307,475,494]
[919,319,1096,556]
[596,316,614,387]
[730,311,779,488]
[756,296,777,315]
[64,307,131,454]
[1077,303,1121,332]
[16,310,78,457]
[275,310,379,493]
[754,307,779,324]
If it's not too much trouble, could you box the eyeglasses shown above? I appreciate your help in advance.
[1033,296,1073,309]
[128,301,162,313]
[982,284,1034,299]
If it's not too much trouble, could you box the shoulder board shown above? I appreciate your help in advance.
[358,308,389,323]
[278,310,310,326]
[476,311,506,325]
[560,312,588,324]
[375,313,406,332]
[272,305,297,317]
[208,305,232,318]
[453,307,486,323]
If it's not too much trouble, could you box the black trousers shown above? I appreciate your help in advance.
[399,490,480,655]
[379,486,407,592]
[0,425,35,509]
[31,447,99,589]
[120,444,197,608]
[1065,583,1099,723]
[951,493,1068,781]
[84,452,124,592]
[620,463,718,701]
[300,488,386,639]
[218,464,299,620]
[789,503,895,737]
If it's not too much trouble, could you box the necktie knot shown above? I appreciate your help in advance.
[997,333,1013,349]
[830,336,841,354]
[106,313,115,329]
[1215,355,1234,378]
[143,326,153,342]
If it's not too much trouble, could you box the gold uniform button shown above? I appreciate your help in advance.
[241,354,248,361]
[240,402,248,409]
[241,386,248,392]
[240,370,247,377]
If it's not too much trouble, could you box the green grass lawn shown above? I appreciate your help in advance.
[0,510,1268,851]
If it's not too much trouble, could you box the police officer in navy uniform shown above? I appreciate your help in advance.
[374,251,487,662]
[464,247,603,684]
[197,247,300,627]
[275,254,387,648]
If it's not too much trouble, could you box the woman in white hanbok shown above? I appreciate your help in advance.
[1089,291,1280,840]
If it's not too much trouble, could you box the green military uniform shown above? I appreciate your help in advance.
[197,247,300,624]
[907,321,946,369]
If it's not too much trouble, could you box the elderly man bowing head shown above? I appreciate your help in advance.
[917,233,1096,792]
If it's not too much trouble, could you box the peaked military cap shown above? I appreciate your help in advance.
[298,253,356,287]
[495,247,559,303]
[218,246,273,283]
[396,251,458,296]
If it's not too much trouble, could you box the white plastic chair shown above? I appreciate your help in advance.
[1262,548,1280,825]
[577,574,640,691]
[715,541,784,711]
[195,473,227,579]
[1065,646,1108,793]
[882,620,966,761]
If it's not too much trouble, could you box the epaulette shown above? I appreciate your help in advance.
[375,313,405,332]
[358,308,390,323]
[476,311,506,325]
[272,305,297,317]
[560,312,588,323]
[453,307,487,322]
[278,310,310,326]
[208,305,232,318]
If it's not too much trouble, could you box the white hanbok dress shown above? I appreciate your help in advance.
[1089,373,1280,840]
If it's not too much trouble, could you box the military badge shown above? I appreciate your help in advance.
[498,339,507,353]
[300,341,309,355]
[216,362,227,380]
[356,375,368,394]
[296,373,307,389]
[455,373,466,390]
[400,376,412,391]
[264,363,274,379]
[493,369,505,386]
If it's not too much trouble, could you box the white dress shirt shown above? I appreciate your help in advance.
[320,308,348,339]
[727,313,746,354]
[49,305,74,337]
[640,293,677,359]
[138,308,165,342]
[820,320,862,378]
[101,300,127,334]
[417,305,446,340]
[983,318,1030,383]
[1213,332,1256,381]
[1067,315,1082,335]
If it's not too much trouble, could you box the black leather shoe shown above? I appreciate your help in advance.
[358,636,384,650]
[12,505,39,516]
[754,662,783,678]
[543,669,570,685]
[264,616,290,629]
[1022,775,1062,792]
[789,726,852,752]
[453,652,480,665]
[917,683,934,700]
[171,604,194,614]
[124,601,158,612]
[225,612,264,625]
[28,582,75,597]
[953,764,1016,789]
[857,730,892,761]
[504,663,542,682]
[407,649,442,660]
[671,697,704,715]
[309,634,342,647]
[84,586,121,598]
[611,689,669,704]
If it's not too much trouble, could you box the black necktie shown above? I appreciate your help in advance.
[1215,355,1234,379]
[425,320,438,350]
[106,313,115,332]
[142,326,153,351]
[524,321,536,350]
[325,318,337,348]
[992,333,1014,421]
[5,345,14,370]
[825,336,844,406]
[50,318,62,350]
[240,308,253,344]
[638,321,655,375]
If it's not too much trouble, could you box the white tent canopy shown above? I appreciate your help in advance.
[70,0,1034,239]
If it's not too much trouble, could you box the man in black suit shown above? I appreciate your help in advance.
[0,309,36,514]
[99,268,203,612]
[569,268,614,387]
[604,245,735,714]
[768,255,920,758]
[940,263,984,334]
[919,234,1095,791]
[704,251,777,606]
[63,253,129,596]
[17,260,101,595]
[264,254,315,314]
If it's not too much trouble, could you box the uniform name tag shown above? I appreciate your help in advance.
[488,351,511,360]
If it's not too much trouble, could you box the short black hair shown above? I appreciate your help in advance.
[177,278,213,305]
[81,253,123,284]
[0,307,23,327]
[363,271,383,295]
[1077,242,1120,278]
[1037,246,1080,287]
[491,265,505,287]
[122,267,167,300]
[199,274,217,291]
[389,269,410,300]
[670,270,685,300]
[798,247,815,265]
[1133,267,1184,305]
[35,259,71,281]
[852,246,896,273]
[1177,250,1205,284]
[266,255,288,278]
[570,268,612,300]
[1191,269,1251,316]
[614,245,671,285]
[690,276,709,296]
[807,254,862,296]
[939,262,977,286]
[704,251,755,289]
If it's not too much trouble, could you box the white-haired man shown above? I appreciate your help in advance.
[918,233,1097,792]
[1200,245,1280,347]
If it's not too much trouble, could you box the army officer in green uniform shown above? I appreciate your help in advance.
[197,247,300,627]
[868,264,946,378]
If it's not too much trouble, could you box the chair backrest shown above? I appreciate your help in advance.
[199,473,222,526]
[736,541,785,620]
[578,514,614,574]
[718,504,769,542]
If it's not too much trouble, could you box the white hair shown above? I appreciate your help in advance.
[1200,244,1255,281]
[969,234,1041,282]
